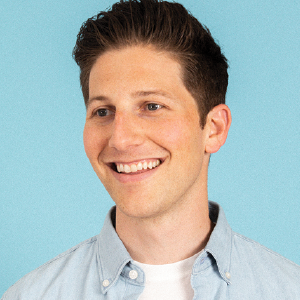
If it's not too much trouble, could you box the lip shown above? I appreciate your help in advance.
[108,158,164,183]
[112,158,162,165]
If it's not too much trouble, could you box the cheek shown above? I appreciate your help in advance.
[83,125,93,159]
[153,118,200,151]
[83,124,105,160]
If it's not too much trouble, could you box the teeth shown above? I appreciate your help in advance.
[130,164,137,172]
[124,165,131,173]
[116,160,161,173]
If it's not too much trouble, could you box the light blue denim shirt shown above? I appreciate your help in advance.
[2,202,300,299]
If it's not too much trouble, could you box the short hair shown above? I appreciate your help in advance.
[73,0,228,127]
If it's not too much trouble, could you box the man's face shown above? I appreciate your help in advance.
[84,45,211,219]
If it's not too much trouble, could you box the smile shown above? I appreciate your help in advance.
[115,159,161,173]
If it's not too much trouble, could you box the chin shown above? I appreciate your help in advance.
[115,195,174,221]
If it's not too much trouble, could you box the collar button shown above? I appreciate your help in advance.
[129,269,138,280]
[225,272,231,280]
[102,279,110,287]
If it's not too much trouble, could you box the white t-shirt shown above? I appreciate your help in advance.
[133,251,202,300]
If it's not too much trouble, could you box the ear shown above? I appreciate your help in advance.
[205,104,231,154]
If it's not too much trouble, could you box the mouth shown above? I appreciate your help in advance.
[109,159,163,175]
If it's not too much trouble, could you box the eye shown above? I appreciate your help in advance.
[96,108,114,117]
[146,103,162,111]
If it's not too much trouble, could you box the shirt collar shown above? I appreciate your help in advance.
[97,207,132,294]
[204,201,233,284]
[97,201,233,292]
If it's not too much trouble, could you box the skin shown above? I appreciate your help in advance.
[84,45,231,264]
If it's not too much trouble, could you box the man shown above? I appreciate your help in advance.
[2,0,300,299]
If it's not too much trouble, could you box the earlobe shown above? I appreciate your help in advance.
[205,104,231,154]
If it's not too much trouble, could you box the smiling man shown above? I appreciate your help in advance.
[84,44,220,269]
[2,0,300,299]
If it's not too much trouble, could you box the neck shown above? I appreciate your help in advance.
[115,195,213,265]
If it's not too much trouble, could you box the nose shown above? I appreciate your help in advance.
[108,111,144,151]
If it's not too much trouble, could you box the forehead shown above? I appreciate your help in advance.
[88,45,187,101]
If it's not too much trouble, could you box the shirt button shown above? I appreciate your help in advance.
[129,269,138,280]
[225,272,231,279]
[102,279,110,287]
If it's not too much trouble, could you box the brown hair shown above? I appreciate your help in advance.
[73,0,228,127]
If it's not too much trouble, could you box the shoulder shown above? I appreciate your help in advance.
[1,236,99,300]
[232,231,300,271]
[230,231,300,297]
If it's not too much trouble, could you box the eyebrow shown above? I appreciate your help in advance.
[131,90,173,99]
[87,95,109,106]
[87,89,173,106]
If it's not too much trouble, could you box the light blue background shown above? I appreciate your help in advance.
[1,0,299,295]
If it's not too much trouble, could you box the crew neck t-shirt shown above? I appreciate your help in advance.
[133,251,202,300]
